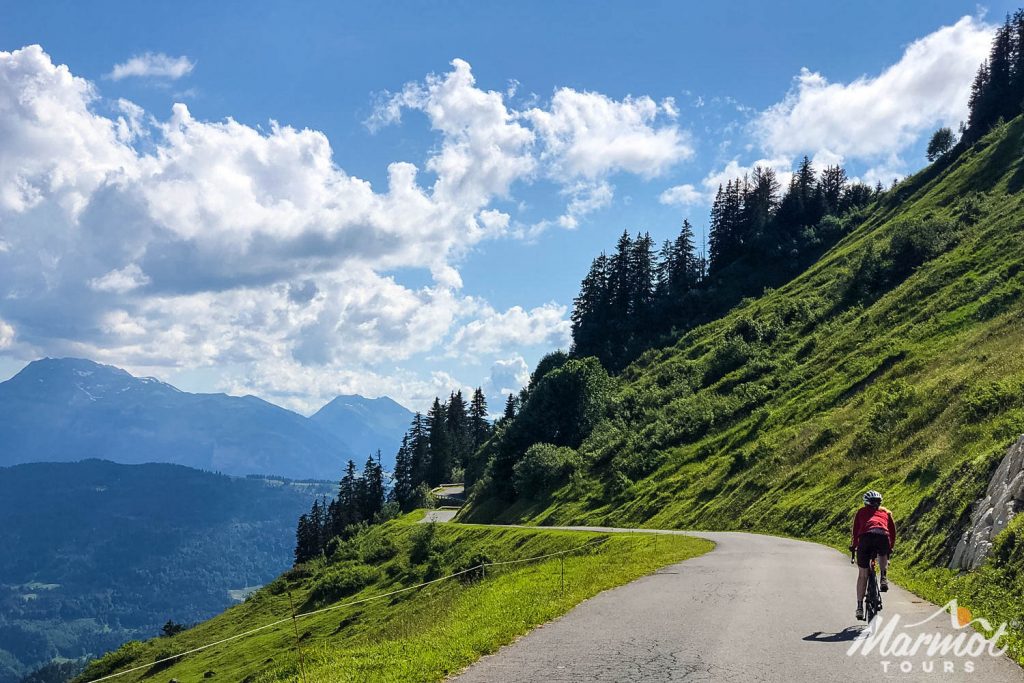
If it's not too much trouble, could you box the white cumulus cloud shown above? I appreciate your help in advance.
[372,60,694,229]
[450,302,571,357]
[754,16,992,164]
[659,183,703,207]
[89,264,151,293]
[2,47,669,410]
[483,355,531,402]
[108,52,196,81]
[526,89,692,179]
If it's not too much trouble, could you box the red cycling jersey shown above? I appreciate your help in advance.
[851,505,896,551]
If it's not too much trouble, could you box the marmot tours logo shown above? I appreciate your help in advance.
[847,600,1010,674]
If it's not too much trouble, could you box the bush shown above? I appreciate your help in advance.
[409,523,439,565]
[704,335,754,383]
[513,443,580,497]
[160,620,187,637]
[308,563,380,605]
[358,533,398,565]
[888,217,959,278]
[454,551,492,583]
[961,381,1019,421]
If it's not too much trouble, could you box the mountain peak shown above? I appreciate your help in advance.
[0,358,412,477]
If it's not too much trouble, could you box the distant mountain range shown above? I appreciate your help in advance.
[0,459,334,683]
[0,358,413,479]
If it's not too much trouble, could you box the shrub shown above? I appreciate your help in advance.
[308,563,380,605]
[513,443,580,497]
[887,217,959,278]
[704,335,753,383]
[454,551,492,583]
[409,523,439,565]
[358,533,398,565]
[78,641,147,681]
[160,620,187,637]
[961,381,1019,421]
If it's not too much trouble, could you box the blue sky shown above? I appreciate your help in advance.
[0,1,1013,412]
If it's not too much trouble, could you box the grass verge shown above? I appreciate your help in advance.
[76,515,711,683]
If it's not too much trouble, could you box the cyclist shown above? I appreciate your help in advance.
[851,489,896,621]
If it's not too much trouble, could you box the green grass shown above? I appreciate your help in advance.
[462,116,1024,662]
[75,514,711,683]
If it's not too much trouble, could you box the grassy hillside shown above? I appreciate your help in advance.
[75,516,709,683]
[0,460,332,683]
[464,117,1024,658]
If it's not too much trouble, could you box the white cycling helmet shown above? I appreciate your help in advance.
[864,490,883,505]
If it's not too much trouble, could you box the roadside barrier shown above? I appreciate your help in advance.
[82,534,611,683]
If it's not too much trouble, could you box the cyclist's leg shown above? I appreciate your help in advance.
[878,551,890,590]
[856,539,871,617]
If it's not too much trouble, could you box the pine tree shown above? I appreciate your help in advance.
[967,60,993,138]
[408,412,430,485]
[331,459,360,534]
[1011,10,1024,110]
[502,393,517,421]
[360,452,385,522]
[309,498,327,555]
[607,230,634,324]
[708,181,744,272]
[469,388,491,449]
[426,397,450,485]
[446,390,471,472]
[392,434,415,510]
[989,17,1014,120]
[628,231,657,347]
[294,513,316,565]
[570,252,610,359]
[742,166,780,251]
[817,165,846,216]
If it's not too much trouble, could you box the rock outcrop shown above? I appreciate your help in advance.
[950,434,1024,570]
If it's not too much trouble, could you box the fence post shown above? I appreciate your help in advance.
[560,556,565,594]
[287,591,309,683]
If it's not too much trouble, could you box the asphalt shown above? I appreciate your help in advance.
[449,528,1024,682]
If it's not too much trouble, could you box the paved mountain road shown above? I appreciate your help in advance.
[450,528,1024,682]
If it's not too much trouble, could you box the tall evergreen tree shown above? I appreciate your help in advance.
[446,390,471,471]
[628,231,657,343]
[331,459,359,535]
[817,165,847,216]
[309,498,327,555]
[570,252,610,358]
[294,512,317,565]
[426,397,450,485]
[408,412,430,485]
[469,388,491,449]
[391,434,415,511]
[360,452,385,521]
[989,17,1014,120]
[502,393,517,421]
[967,59,992,138]
[743,166,780,249]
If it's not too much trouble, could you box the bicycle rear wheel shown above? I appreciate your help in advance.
[866,574,880,622]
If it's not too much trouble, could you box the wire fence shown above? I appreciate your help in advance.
[82,534,616,683]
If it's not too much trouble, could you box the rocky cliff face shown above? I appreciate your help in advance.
[950,434,1024,570]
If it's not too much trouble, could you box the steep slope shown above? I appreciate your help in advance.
[0,358,408,479]
[310,395,413,470]
[466,117,1024,655]
[0,460,333,683]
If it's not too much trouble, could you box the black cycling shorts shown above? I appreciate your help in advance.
[857,533,890,568]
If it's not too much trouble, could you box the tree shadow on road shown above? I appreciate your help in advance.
[802,626,865,643]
